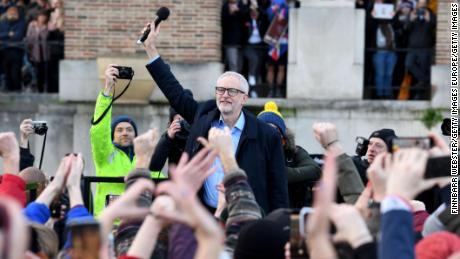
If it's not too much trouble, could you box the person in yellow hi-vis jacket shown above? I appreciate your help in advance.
[90,64,165,217]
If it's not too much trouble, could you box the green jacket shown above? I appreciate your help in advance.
[336,153,365,204]
[90,93,165,217]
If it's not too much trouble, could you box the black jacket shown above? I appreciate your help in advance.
[20,147,35,171]
[149,132,185,172]
[146,57,289,212]
[407,9,436,49]
[243,9,269,46]
[221,1,248,46]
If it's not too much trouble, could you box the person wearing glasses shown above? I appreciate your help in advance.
[142,23,288,213]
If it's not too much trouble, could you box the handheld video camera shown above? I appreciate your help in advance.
[416,8,427,20]
[355,136,369,157]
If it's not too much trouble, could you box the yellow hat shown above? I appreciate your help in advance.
[257,101,286,136]
[258,101,283,118]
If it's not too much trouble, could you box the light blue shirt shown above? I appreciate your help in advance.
[203,112,246,208]
[147,55,160,65]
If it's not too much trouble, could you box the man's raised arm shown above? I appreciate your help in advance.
[142,23,199,124]
[89,64,118,169]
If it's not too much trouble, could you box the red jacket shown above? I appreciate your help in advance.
[0,174,26,207]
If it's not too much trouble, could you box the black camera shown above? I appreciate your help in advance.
[32,121,48,136]
[175,119,191,141]
[113,66,134,80]
[355,136,369,157]
[441,118,451,136]
[416,8,426,20]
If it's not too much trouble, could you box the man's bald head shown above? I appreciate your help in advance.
[19,167,47,185]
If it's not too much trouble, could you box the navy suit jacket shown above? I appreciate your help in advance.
[146,57,289,212]
[379,210,415,259]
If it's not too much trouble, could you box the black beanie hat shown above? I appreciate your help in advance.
[234,219,288,259]
[369,128,397,152]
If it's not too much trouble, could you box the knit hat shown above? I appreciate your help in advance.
[111,115,138,141]
[368,128,397,152]
[234,219,288,259]
[415,231,460,259]
[264,208,291,235]
[258,101,286,137]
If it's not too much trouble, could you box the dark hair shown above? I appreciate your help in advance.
[37,10,50,19]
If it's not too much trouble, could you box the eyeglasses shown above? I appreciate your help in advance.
[215,87,246,97]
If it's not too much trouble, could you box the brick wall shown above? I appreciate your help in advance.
[64,0,221,62]
[435,0,455,65]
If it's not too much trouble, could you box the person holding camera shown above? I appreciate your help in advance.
[405,0,436,99]
[90,64,165,217]
[368,0,398,99]
[19,118,40,170]
[352,128,397,184]
[142,23,288,213]
[149,106,191,173]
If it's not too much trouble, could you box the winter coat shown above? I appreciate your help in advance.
[284,130,321,208]
[90,93,165,217]
[146,57,288,212]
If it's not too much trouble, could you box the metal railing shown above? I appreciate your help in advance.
[363,47,435,100]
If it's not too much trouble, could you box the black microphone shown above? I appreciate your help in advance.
[137,7,170,45]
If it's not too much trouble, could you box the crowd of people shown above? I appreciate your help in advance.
[359,0,437,100]
[0,0,438,100]
[0,17,458,259]
[0,0,64,93]
[222,0,291,98]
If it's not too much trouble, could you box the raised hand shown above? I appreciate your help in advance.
[103,64,119,96]
[198,127,237,172]
[35,155,73,206]
[19,119,34,148]
[99,179,155,257]
[101,179,155,222]
[428,132,450,156]
[329,204,372,249]
[66,153,85,208]
[155,179,223,243]
[366,152,390,201]
[167,146,218,194]
[0,132,20,175]
[142,22,161,59]
[66,153,84,189]
[133,129,158,168]
[312,122,344,155]
[385,149,450,201]
[305,152,338,259]
[167,119,181,139]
